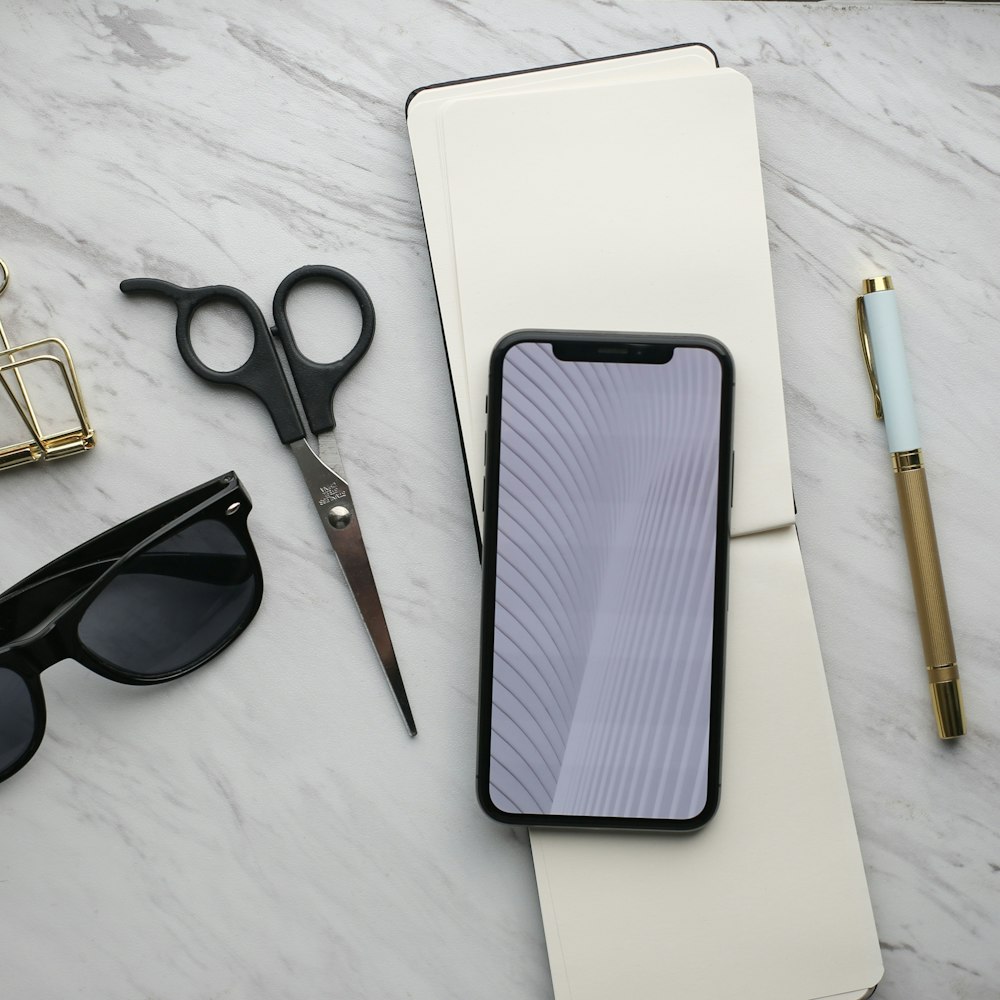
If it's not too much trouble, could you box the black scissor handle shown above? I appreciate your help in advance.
[271,264,376,435]
[120,277,306,444]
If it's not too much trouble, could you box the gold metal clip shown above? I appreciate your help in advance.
[0,258,96,470]
[855,291,883,421]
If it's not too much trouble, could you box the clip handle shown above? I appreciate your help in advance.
[0,258,97,471]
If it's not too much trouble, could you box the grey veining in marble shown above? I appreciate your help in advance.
[1,2,999,998]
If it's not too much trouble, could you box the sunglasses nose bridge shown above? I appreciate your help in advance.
[6,620,67,673]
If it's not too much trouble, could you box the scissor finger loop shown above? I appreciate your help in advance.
[271,265,376,435]
[120,278,306,444]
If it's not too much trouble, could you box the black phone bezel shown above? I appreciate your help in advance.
[477,330,734,832]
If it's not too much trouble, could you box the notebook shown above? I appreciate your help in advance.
[407,45,883,1000]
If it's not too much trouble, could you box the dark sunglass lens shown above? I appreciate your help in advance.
[0,667,37,774]
[77,518,258,678]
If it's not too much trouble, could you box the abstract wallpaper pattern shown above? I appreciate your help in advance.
[489,343,721,820]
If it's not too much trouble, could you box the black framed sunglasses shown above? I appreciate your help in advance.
[0,472,263,784]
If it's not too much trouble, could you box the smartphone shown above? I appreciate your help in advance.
[477,331,734,831]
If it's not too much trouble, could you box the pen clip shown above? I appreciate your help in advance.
[855,296,884,421]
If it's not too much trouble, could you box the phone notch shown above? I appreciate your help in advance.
[552,341,674,364]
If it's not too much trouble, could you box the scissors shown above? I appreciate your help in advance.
[120,265,416,736]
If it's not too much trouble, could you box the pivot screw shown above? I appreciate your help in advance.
[328,505,352,529]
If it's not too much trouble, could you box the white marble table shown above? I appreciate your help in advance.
[1,3,998,997]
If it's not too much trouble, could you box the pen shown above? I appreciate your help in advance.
[855,275,965,739]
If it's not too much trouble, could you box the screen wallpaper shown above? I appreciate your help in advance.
[489,342,722,820]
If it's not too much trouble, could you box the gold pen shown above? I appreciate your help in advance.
[856,275,965,738]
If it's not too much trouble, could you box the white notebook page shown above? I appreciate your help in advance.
[531,527,883,1000]
[438,69,794,536]
[407,45,717,528]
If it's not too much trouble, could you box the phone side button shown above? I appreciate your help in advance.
[482,475,486,512]
[730,451,735,507]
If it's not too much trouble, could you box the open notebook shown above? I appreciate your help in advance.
[407,45,883,1000]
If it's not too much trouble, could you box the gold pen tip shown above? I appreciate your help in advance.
[931,678,966,739]
[862,275,894,294]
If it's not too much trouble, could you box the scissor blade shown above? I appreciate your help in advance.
[289,438,417,737]
[317,432,347,483]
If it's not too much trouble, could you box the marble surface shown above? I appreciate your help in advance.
[1,2,998,997]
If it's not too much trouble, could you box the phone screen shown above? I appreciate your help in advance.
[480,336,731,828]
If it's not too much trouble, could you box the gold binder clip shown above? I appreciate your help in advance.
[0,258,96,471]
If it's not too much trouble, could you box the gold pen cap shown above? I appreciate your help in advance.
[930,676,966,739]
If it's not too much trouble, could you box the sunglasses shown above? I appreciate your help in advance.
[0,472,263,784]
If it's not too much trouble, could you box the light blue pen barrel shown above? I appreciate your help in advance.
[861,282,920,452]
